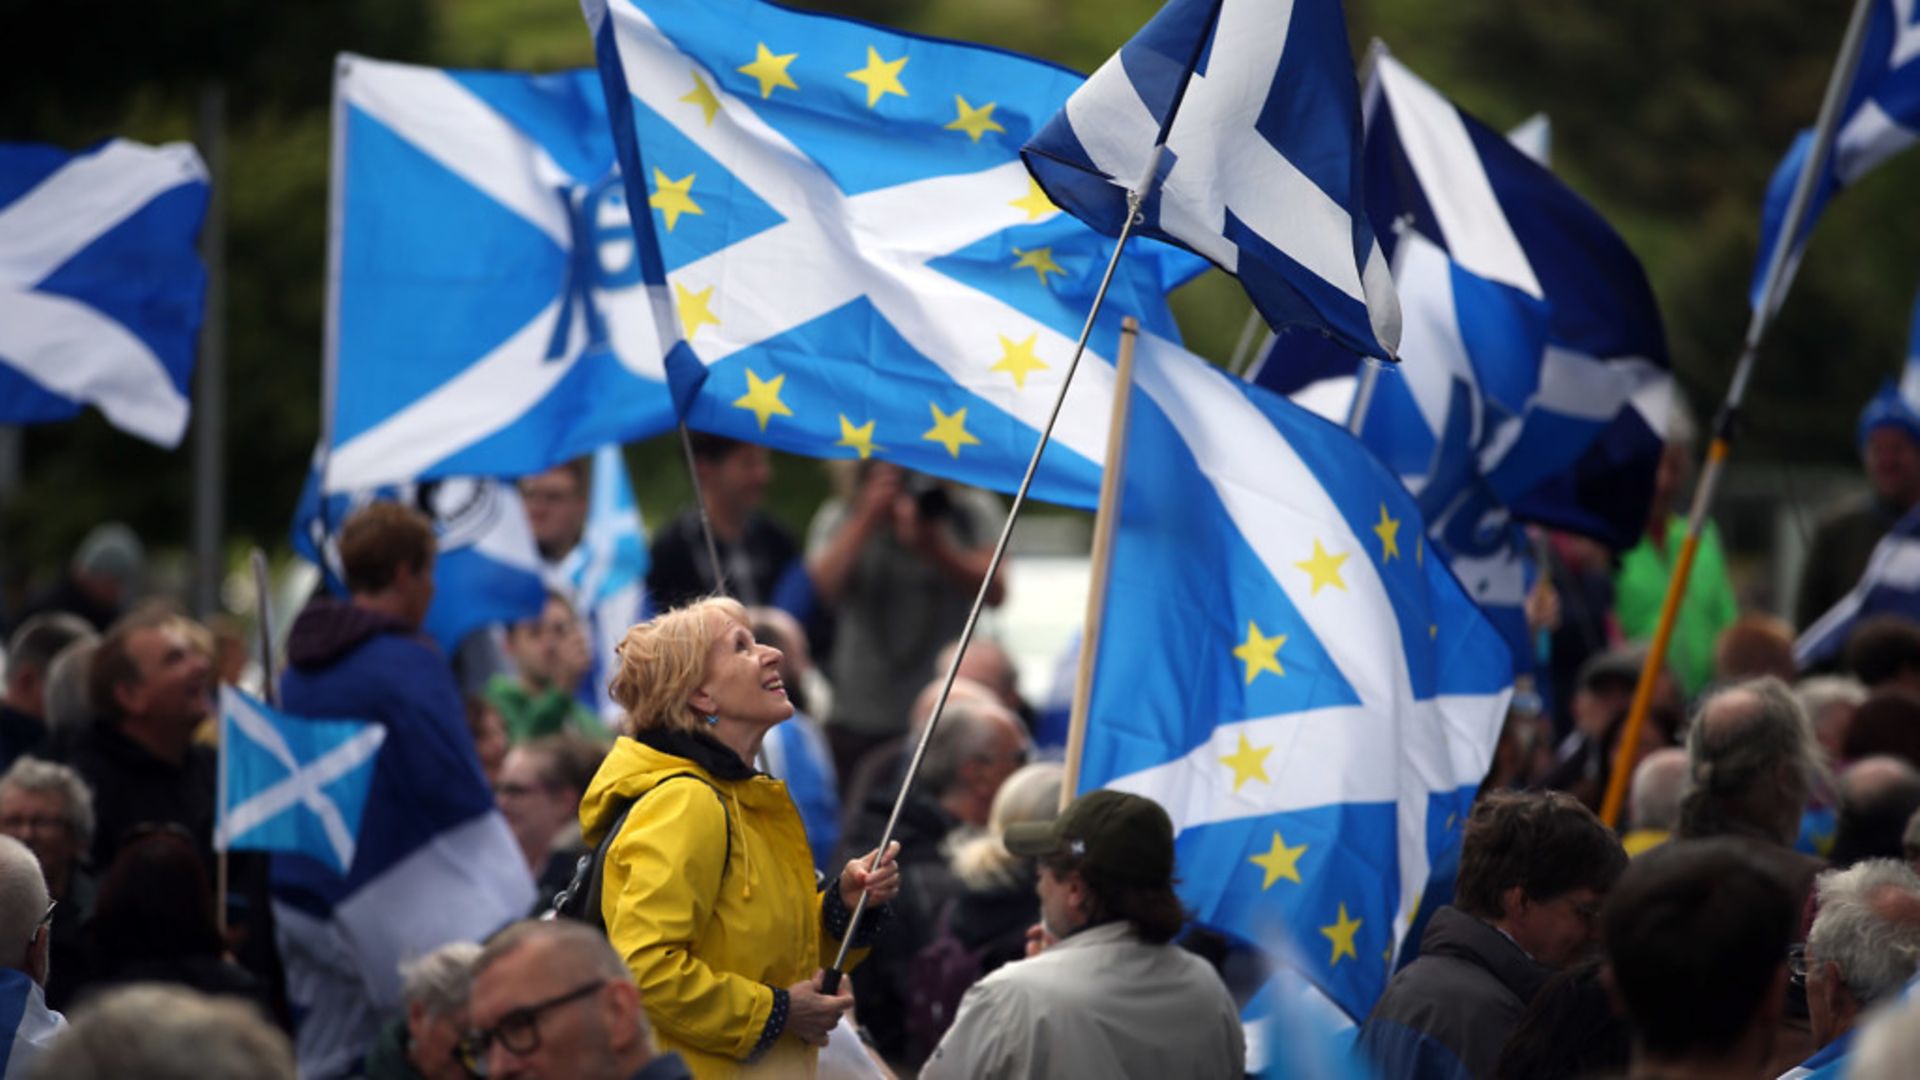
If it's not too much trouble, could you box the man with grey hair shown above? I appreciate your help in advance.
[1680,677,1826,849]
[0,614,94,771]
[462,919,688,1080]
[0,757,96,1009]
[0,834,64,1075]
[366,941,482,1080]
[1624,746,1689,856]
[851,696,1027,1065]
[1796,674,1868,764]
[25,984,291,1079]
[1788,859,1920,1076]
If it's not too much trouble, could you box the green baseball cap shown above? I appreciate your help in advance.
[1004,789,1176,888]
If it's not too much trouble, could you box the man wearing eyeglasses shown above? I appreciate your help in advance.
[0,834,65,1075]
[1784,859,1920,1079]
[463,920,689,1080]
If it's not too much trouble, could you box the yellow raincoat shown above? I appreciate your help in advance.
[581,731,861,1078]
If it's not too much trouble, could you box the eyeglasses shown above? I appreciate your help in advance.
[456,980,606,1076]
[1788,943,1810,986]
[38,900,56,929]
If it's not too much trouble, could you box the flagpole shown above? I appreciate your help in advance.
[673,426,729,597]
[1060,317,1141,810]
[1598,0,1877,828]
[822,192,1152,993]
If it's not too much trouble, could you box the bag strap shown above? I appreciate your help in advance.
[559,772,731,929]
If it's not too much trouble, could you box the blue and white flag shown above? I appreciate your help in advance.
[1022,0,1401,362]
[548,443,649,719]
[292,459,548,654]
[322,55,679,494]
[1753,0,1920,311]
[1253,54,1673,675]
[215,686,388,875]
[581,0,1205,510]
[0,139,207,447]
[1081,331,1512,1022]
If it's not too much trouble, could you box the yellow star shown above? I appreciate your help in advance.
[1295,539,1349,596]
[1321,903,1363,966]
[990,333,1050,389]
[1010,177,1058,222]
[731,368,793,432]
[834,415,882,461]
[1248,831,1307,889]
[737,43,798,99]
[845,46,908,108]
[1373,504,1402,563]
[1218,733,1273,793]
[1430,624,1439,640]
[1011,246,1065,286]
[648,170,703,232]
[922,403,980,458]
[673,282,719,341]
[1231,621,1286,685]
[945,95,1005,142]
[680,71,721,125]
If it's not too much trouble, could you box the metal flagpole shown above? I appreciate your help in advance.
[822,191,1153,992]
[1059,317,1141,809]
[1598,0,1877,828]
[673,426,729,597]
[192,83,228,619]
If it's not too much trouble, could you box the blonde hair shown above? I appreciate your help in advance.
[950,762,1064,890]
[609,597,746,737]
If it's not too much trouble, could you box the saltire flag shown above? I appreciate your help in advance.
[1022,0,1401,362]
[291,457,548,655]
[581,0,1206,510]
[1079,330,1512,1022]
[0,968,65,1077]
[275,632,533,1079]
[215,686,388,876]
[1753,0,1920,310]
[1252,54,1672,676]
[549,443,649,720]
[321,54,679,494]
[0,138,208,447]
[1798,294,1920,666]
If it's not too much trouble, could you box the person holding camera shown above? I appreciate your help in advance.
[805,461,1008,782]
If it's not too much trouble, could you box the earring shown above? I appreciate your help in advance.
[704,713,719,726]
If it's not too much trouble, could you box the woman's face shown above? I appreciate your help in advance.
[694,615,793,728]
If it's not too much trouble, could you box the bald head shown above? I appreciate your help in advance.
[909,676,997,736]
[0,835,48,979]
[1629,747,1690,833]
[1832,757,1920,868]
[937,637,1020,710]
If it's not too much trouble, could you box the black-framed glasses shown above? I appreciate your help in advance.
[1788,943,1810,986]
[456,980,606,1076]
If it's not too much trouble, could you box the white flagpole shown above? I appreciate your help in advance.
[1060,317,1141,810]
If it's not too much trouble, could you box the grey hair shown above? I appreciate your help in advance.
[0,835,46,966]
[43,640,99,735]
[4,614,94,681]
[951,762,1064,890]
[1680,676,1827,845]
[0,756,95,850]
[400,941,482,1019]
[1628,748,1690,833]
[25,984,294,1080]
[1808,859,1920,1006]
[476,920,632,985]
[919,700,1013,797]
[1797,675,1870,719]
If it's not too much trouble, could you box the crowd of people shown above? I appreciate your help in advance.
[3,401,1920,1079]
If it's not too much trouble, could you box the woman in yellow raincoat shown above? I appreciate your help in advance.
[583,596,900,1077]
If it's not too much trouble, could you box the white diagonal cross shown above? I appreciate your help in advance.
[217,690,389,872]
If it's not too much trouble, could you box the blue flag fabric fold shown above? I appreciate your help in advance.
[1752,0,1920,310]
[1082,330,1511,1023]
[581,0,1205,510]
[1022,0,1402,362]
[0,138,207,447]
[322,54,679,493]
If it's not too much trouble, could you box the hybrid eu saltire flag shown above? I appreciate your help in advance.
[1022,0,1401,362]
[1081,331,1512,1021]
[1253,55,1673,675]
[581,0,1206,510]
[0,139,207,447]
[291,460,548,654]
[1753,0,1920,310]
[550,443,649,721]
[322,55,679,494]
[215,686,387,875]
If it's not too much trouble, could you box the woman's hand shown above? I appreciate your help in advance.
[838,841,902,909]
[785,970,855,1047]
